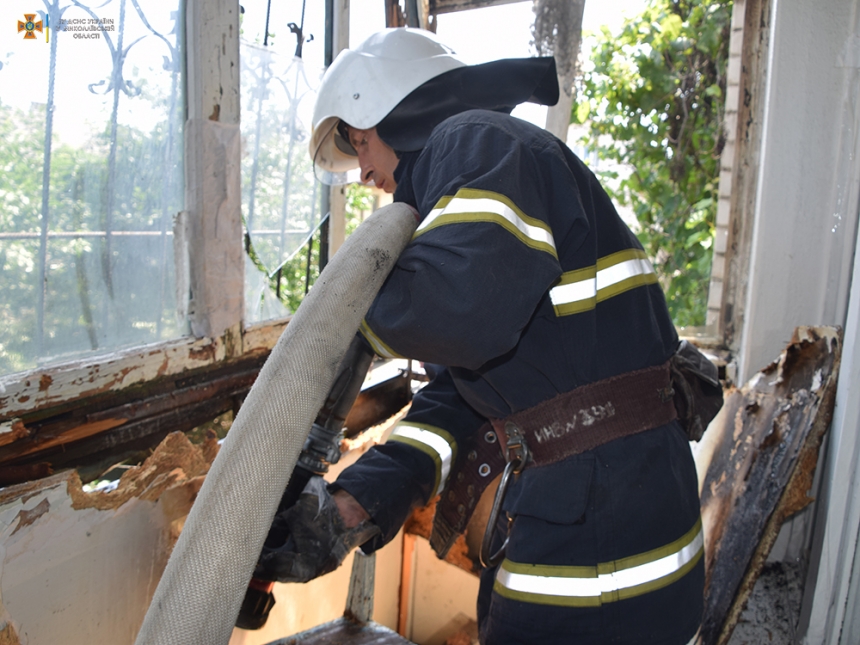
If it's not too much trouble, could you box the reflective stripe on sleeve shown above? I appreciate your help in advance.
[388,422,457,496]
[359,319,404,360]
[549,248,659,316]
[493,517,703,607]
[415,188,557,258]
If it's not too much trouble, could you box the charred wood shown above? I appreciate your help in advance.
[344,371,412,439]
[0,355,266,485]
[429,0,524,15]
[0,353,414,487]
[697,326,841,645]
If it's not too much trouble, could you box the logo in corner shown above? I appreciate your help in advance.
[18,14,44,40]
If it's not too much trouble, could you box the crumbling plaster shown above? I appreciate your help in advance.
[0,430,218,645]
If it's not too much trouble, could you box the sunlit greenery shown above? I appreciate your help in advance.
[576,0,731,327]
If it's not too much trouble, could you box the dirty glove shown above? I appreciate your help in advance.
[253,476,380,584]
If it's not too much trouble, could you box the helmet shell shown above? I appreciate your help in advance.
[309,28,465,177]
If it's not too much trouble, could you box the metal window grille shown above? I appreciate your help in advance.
[0,0,184,374]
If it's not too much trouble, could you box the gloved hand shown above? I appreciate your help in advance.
[254,476,380,583]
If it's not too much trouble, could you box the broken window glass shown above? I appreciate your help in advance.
[240,40,324,321]
[0,0,184,375]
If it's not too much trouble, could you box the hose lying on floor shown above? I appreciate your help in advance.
[134,202,418,645]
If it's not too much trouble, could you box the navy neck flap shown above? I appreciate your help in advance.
[376,57,559,153]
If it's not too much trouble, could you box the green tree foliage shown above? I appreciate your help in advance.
[240,47,325,280]
[576,0,731,327]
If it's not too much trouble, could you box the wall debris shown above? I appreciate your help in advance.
[0,431,220,643]
[696,326,841,645]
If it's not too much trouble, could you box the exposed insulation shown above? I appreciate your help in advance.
[0,605,21,645]
[0,622,21,645]
[68,430,218,512]
[404,500,476,575]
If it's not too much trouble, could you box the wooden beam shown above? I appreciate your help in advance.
[344,371,412,438]
[0,320,287,423]
[429,0,527,16]
[707,0,772,353]
[183,0,244,341]
[0,354,266,481]
[536,0,585,141]
[345,552,377,624]
[398,533,416,637]
[0,329,412,487]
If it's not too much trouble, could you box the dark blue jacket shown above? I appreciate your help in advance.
[336,109,678,549]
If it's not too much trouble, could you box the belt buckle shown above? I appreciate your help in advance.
[480,422,530,569]
[502,421,530,474]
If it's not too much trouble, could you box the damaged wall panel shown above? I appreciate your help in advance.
[0,324,408,490]
[0,432,218,644]
[0,404,413,645]
[0,337,409,470]
[0,319,293,488]
[695,326,841,644]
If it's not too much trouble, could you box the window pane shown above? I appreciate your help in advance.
[239,1,328,321]
[0,0,184,375]
[240,42,322,308]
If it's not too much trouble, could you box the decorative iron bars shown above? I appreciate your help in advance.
[0,0,184,375]
[240,40,325,322]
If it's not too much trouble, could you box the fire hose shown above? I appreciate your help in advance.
[134,202,417,645]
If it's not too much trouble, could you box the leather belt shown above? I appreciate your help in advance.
[429,361,678,559]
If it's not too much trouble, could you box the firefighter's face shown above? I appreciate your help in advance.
[348,127,399,193]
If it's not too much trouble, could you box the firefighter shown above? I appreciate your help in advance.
[257,28,704,645]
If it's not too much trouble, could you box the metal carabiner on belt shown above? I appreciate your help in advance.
[480,421,530,569]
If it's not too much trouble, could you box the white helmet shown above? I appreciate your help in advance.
[309,28,465,184]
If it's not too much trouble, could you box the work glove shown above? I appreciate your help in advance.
[253,476,380,584]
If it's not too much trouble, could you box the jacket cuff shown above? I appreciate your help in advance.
[332,442,436,552]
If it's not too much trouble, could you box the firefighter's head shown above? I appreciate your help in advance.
[309,28,463,187]
[309,27,559,187]
[337,122,400,193]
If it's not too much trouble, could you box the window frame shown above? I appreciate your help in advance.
[1,0,274,450]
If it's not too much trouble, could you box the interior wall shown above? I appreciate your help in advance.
[802,195,860,643]
[0,422,414,645]
[407,537,480,645]
[0,477,172,644]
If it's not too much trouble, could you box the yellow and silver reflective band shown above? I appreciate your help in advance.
[359,319,404,360]
[388,422,457,496]
[415,188,557,258]
[493,517,703,607]
[549,248,659,316]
